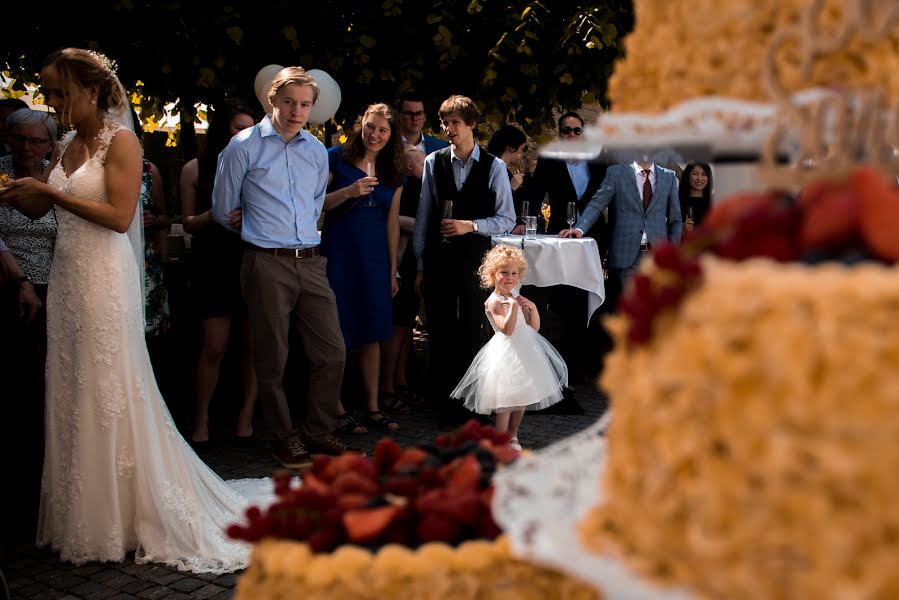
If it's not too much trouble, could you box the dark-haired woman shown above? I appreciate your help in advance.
[321,103,404,433]
[180,98,258,448]
[679,162,713,232]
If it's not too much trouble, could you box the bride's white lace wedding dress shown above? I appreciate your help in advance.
[37,118,271,573]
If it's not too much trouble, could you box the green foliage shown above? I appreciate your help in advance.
[2,0,632,139]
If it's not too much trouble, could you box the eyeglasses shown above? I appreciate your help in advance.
[560,127,583,136]
[7,134,51,146]
[401,110,425,119]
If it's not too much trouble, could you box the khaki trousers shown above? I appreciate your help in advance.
[240,252,344,442]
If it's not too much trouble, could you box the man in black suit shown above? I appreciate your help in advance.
[524,112,610,381]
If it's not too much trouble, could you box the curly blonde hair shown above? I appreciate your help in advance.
[478,245,528,289]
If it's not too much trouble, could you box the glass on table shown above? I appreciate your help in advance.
[525,215,537,240]
[567,202,577,228]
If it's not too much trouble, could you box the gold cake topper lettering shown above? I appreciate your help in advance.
[759,0,899,187]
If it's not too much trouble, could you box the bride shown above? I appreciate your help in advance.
[1,48,269,573]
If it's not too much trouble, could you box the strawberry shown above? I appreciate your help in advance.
[652,242,681,271]
[447,454,482,492]
[797,179,838,210]
[311,455,332,478]
[442,490,482,526]
[336,493,370,511]
[307,527,343,552]
[704,191,781,230]
[332,471,378,496]
[392,447,430,473]
[373,438,403,474]
[300,473,331,495]
[854,167,899,261]
[343,505,402,544]
[798,185,860,251]
[416,513,461,544]
[322,452,369,483]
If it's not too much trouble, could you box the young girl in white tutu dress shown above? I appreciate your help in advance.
[451,245,568,451]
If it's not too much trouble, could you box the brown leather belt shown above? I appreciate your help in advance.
[639,242,651,252]
[244,242,320,258]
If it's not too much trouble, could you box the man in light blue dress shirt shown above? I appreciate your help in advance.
[212,66,354,468]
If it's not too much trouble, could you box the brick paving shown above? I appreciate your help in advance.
[3,382,608,600]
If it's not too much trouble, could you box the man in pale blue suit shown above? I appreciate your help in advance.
[560,161,683,303]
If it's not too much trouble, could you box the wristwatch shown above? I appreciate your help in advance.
[471,220,479,233]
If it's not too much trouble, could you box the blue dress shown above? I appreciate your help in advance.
[321,146,396,348]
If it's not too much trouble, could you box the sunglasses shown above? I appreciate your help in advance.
[560,127,583,136]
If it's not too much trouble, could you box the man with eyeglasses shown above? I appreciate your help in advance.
[525,111,609,382]
[396,91,449,156]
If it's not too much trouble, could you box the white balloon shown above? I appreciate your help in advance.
[307,69,342,125]
[253,64,284,115]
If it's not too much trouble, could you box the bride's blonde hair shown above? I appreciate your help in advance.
[478,245,528,289]
[43,48,126,123]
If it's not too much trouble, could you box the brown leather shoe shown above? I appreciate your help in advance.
[272,435,312,469]
[304,436,363,456]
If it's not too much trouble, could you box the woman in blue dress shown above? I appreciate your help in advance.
[321,103,405,433]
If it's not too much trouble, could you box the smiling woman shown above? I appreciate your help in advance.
[320,103,407,434]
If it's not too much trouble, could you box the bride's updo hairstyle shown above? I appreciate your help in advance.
[43,48,125,116]
[478,245,528,289]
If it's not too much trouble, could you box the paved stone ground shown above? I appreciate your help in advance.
[4,382,608,600]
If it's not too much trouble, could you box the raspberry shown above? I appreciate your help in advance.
[652,241,681,271]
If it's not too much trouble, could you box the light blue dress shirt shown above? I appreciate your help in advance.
[211,116,329,249]
[566,160,591,204]
[412,145,516,271]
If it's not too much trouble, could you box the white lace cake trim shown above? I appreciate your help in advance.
[492,413,697,600]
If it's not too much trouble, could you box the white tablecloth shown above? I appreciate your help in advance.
[492,235,605,323]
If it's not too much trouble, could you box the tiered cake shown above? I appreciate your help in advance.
[578,169,899,599]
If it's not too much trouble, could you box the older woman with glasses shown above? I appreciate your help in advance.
[0,107,58,302]
[0,106,58,541]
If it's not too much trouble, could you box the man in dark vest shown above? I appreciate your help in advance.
[413,95,516,427]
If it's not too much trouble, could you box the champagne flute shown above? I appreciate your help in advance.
[364,161,376,206]
[441,200,453,243]
[567,202,577,229]
[520,200,529,232]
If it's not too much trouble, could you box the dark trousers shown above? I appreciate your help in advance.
[240,252,344,442]
[1,283,47,544]
[422,241,490,416]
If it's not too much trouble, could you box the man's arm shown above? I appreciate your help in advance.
[0,245,41,322]
[413,155,437,273]
[564,168,616,237]
[211,140,249,231]
[474,159,516,235]
[665,172,684,241]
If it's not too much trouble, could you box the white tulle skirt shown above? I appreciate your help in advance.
[451,323,568,414]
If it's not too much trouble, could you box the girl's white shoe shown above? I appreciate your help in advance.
[508,437,523,451]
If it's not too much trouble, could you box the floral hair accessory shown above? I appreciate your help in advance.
[86,50,118,75]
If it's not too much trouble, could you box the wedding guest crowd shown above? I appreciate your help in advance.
[1,65,709,476]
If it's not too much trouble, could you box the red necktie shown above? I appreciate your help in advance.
[642,169,652,211]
